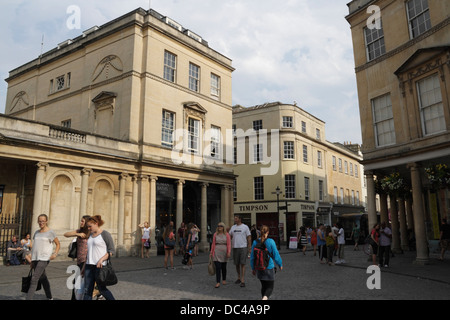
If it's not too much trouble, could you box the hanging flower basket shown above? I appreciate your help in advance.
[425,164,450,189]
[380,172,405,195]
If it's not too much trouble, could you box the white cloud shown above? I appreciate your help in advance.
[0,0,361,144]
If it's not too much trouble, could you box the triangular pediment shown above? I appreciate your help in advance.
[92,91,117,103]
[183,101,207,114]
[394,46,450,76]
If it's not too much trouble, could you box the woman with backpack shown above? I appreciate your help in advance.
[250,225,283,300]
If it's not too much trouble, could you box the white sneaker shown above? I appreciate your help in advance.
[335,260,341,264]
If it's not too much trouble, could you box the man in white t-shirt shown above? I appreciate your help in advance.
[229,215,251,287]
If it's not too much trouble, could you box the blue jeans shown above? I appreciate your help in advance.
[83,264,115,300]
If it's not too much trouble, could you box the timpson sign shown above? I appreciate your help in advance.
[235,202,316,213]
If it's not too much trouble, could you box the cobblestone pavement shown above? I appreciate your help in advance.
[1,245,449,301]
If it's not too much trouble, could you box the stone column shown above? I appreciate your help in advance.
[139,175,150,224]
[31,162,48,235]
[398,197,409,251]
[200,182,208,251]
[389,195,401,253]
[408,163,429,264]
[406,197,414,232]
[117,172,128,256]
[176,180,185,232]
[365,172,377,234]
[80,168,92,218]
[149,176,158,255]
[228,186,234,229]
[379,193,389,225]
[221,185,229,225]
[131,176,139,255]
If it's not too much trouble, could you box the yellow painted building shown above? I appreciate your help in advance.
[232,102,364,244]
[346,0,450,263]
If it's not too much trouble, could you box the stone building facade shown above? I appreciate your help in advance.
[1,8,235,257]
[346,0,450,263]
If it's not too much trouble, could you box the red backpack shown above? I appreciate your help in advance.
[253,240,273,271]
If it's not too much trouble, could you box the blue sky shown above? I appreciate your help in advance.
[0,0,362,144]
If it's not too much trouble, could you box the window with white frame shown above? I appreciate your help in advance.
[253,120,263,131]
[254,144,263,163]
[340,188,344,204]
[301,121,306,133]
[355,165,359,178]
[210,73,220,99]
[164,51,177,82]
[188,118,200,153]
[284,141,294,159]
[338,158,343,172]
[345,161,348,174]
[56,75,65,91]
[282,116,293,128]
[304,177,310,200]
[417,74,445,135]
[189,63,200,92]
[334,187,338,204]
[364,23,386,61]
[316,128,321,140]
[332,156,337,171]
[350,163,354,176]
[319,180,324,201]
[406,0,431,39]
[317,151,322,168]
[303,145,308,163]
[351,190,355,205]
[285,175,296,199]
[372,94,396,147]
[161,110,175,148]
[210,126,221,158]
[254,177,264,200]
[356,191,360,206]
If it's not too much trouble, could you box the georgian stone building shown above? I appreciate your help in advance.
[1,8,235,257]
[346,0,450,263]
[232,102,365,244]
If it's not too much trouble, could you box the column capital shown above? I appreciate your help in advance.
[36,162,49,170]
[407,162,421,170]
[364,170,374,177]
[81,168,93,176]
[200,182,209,188]
[138,174,149,181]
[150,175,158,182]
[119,172,129,180]
[176,179,185,185]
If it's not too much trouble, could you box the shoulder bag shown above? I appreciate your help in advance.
[95,254,118,286]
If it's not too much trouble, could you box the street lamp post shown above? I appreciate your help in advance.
[272,186,282,249]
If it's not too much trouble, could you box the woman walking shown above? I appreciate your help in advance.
[64,215,90,300]
[83,215,116,300]
[210,222,231,288]
[250,225,283,300]
[27,214,60,300]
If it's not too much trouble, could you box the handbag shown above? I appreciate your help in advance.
[208,256,216,276]
[165,236,176,248]
[21,269,42,293]
[95,254,118,287]
[68,238,77,259]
